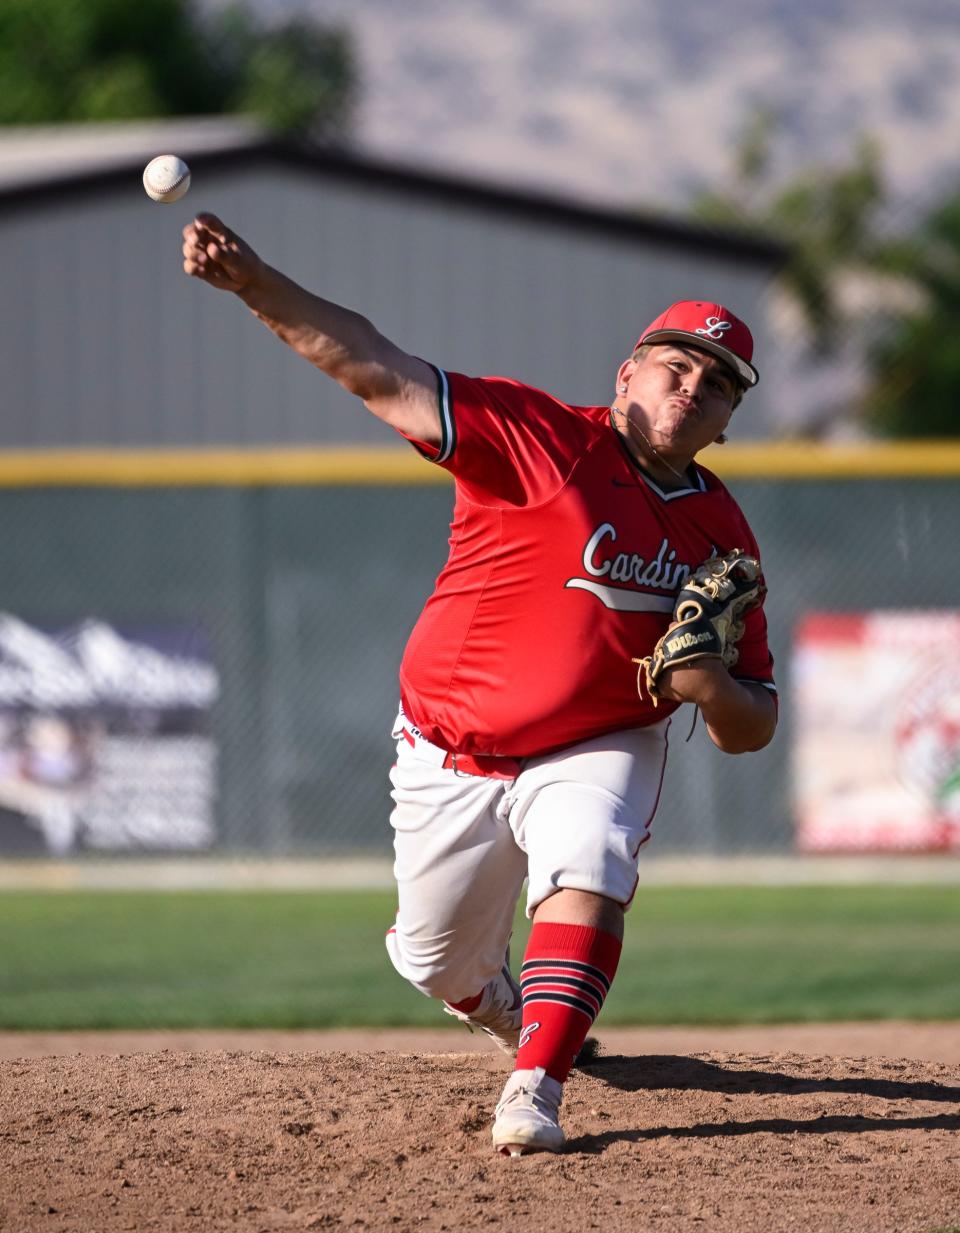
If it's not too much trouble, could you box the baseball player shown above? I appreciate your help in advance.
[183,214,777,1157]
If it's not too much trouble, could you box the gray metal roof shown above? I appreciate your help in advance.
[0,116,264,192]
[0,118,787,265]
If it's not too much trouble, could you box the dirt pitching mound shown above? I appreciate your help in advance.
[2,1045,959,1233]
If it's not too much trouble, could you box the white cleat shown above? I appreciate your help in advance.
[492,1066,565,1156]
[443,957,522,1056]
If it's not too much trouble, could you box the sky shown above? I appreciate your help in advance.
[203,0,960,226]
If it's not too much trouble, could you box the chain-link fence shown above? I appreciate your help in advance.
[0,462,955,860]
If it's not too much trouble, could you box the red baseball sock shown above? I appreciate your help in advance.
[515,921,622,1083]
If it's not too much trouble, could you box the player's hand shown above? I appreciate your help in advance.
[182,214,264,293]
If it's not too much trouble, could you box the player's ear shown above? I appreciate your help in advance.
[615,358,638,395]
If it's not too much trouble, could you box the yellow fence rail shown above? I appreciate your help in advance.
[0,442,958,486]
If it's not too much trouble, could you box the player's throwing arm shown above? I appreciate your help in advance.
[181,213,442,445]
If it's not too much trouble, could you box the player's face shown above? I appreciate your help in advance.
[617,345,737,461]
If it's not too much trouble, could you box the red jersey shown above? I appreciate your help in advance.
[398,368,775,758]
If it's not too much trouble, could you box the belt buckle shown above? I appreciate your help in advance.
[450,751,470,778]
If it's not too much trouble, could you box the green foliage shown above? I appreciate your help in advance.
[862,195,960,438]
[230,17,355,137]
[1,885,959,1030]
[0,0,354,136]
[695,110,885,356]
[696,105,960,437]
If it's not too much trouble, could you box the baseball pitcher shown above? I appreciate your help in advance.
[183,214,777,1156]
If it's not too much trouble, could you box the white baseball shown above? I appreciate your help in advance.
[142,154,191,204]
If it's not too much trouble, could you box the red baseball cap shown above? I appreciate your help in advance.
[636,300,759,388]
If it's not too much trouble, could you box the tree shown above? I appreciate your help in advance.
[861,194,960,438]
[223,13,354,138]
[696,109,960,437]
[692,108,960,438]
[0,0,355,138]
[694,106,886,356]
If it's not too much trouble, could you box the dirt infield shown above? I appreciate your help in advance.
[2,1028,960,1233]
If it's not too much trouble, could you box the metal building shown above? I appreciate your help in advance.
[0,119,785,449]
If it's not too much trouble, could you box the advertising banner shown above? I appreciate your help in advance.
[0,615,219,854]
[793,611,960,852]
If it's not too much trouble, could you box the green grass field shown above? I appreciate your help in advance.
[1,885,958,1030]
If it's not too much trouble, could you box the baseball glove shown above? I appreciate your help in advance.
[634,548,764,704]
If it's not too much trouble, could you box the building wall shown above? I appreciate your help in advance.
[0,159,778,448]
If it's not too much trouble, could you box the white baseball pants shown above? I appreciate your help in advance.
[385,714,672,1004]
